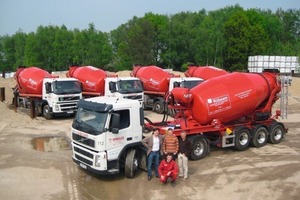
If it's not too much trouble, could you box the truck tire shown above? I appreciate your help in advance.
[268,123,285,144]
[251,126,268,148]
[189,136,208,160]
[43,105,53,120]
[235,128,250,151]
[125,149,139,178]
[153,101,164,114]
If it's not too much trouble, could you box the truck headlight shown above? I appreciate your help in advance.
[95,155,101,167]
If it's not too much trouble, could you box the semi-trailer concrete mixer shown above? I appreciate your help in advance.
[184,65,228,80]
[147,69,287,160]
[67,66,143,101]
[13,66,82,119]
[131,65,203,114]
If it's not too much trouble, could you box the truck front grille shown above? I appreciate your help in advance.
[72,133,95,148]
[124,95,143,100]
[61,96,81,101]
[74,146,93,159]
[75,154,93,166]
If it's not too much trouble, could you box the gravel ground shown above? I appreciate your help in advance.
[0,74,299,200]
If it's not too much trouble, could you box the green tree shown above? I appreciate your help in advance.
[13,31,27,67]
[2,35,16,71]
[224,10,251,71]
[53,25,74,70]
[24,32,40,67]
[246,9,271,55]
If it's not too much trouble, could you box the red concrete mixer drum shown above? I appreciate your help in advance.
[14,66,55,94]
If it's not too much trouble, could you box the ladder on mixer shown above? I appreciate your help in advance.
[279,74,289,119]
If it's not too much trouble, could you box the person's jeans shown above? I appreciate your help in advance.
[147,151,160,177]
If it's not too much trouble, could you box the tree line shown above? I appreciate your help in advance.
[0,5,299,73]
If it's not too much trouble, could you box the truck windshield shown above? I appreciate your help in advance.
[53,80,82,94]
[72,107,107,135]
[182,80,204,89]
[118,80,143,94]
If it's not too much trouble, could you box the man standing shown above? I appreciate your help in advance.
[162,128,179,160]
[178,131,190,180]
[142,128,164,181]
[158,153,179,187]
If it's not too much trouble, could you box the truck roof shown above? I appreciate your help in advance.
[44,77,79,81]
[80,96,142,109]
[105,77,140,81]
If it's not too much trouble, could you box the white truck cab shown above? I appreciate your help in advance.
[169,77,204,91]
[71,97,145,177]
[42,78,82,118]
[17,77,82,119]
[105,77,144,102]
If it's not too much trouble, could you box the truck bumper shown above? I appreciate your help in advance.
[72,158,120,175]
[72,142,121,175]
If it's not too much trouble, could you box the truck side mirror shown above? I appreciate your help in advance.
[110,113,120,134]
[109,82,117,93]
[45,82,52,93]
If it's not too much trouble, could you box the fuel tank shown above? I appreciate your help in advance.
[184,66,228,80]
[14,66,54,94]
[131,65,176,92]
[67,66,108,94]
[172,71,279,125]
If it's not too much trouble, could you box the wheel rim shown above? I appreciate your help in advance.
[133,158,138,171]
[274,128,283,140]
[257,131,267,144]
[154,103,161,112]
[239,132,249,145]
[194,142,204,156]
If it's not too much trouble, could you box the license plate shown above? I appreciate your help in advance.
[79,163,87,169]
[67,111,74,114]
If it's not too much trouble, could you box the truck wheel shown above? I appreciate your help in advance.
[43,105,53,120]
[235,128,250,151]
[125,149,139,178]
[189,136,208,160]
[268,123,285,144]
[251,126,268,148]
[153,101,164,114]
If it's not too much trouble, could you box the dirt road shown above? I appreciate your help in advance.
[0,77,300,200]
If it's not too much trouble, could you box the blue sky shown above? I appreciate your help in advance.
[0,0,299,36]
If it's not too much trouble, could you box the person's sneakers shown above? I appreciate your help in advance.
[178,175,183,178]
[156,175,160,178]
[171,181,176,187]
[148,176,152,181]
[183,176,188,181]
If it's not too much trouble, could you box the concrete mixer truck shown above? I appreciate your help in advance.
[71,68,286,178]
[66,66,143,101]
[13,66,82,119]
[130,65,203,114]
[184,65,228,80]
